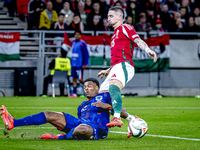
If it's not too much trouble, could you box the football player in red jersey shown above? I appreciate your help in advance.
[97,6,157,128]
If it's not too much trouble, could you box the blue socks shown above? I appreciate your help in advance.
[73,87,77,95]
[13,112,76,140]
[14,112,47,127]
[58,128,75,140]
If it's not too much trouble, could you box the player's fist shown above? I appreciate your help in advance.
[147,49,157,63]
[97,69,110,79]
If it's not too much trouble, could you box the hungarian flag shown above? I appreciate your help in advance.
[62,32,72,57]
[133,34,170,72]
[82,34,104,66]
[105,34,170,72]
[62,33,105,66]
[104,34,112,66]
[0,32,20,62]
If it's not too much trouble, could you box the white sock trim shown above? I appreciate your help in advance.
[125,114,134,122]
[114,113,120,118]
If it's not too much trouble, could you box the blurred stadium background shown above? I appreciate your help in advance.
[0,0,199,97]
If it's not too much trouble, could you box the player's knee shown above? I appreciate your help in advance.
[74,125,87,135]
[74,125,93,139]
[43,111,56,122]
[109,79,123,90]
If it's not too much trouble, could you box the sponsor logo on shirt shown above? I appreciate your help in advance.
[111,74,116,78]
[112,100,117,104]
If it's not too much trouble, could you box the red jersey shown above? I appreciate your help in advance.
[110,24,140,67]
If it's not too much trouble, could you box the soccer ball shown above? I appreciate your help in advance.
[127,116,148,138]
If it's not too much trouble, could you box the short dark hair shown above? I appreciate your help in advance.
[74,30,82,35]
[114,1,122,7]
[179,6,186,10]
[140,12,146,18]
[73,14,80,18]
[125,15,133,20]
[61,48,67,57]
[109,6,124,19]
[58,13,65,17]
[84,78,99,88]
[189,16,195,21]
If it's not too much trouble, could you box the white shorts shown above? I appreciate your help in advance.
[99,62,135,92]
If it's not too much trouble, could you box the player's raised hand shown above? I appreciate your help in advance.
[147,49,157,63]
[97,68,110,79]
[134,38,157,63]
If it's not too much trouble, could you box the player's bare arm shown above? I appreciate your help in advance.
[92,102,112,109]
[134,38,157,63]
[97,68,111,79]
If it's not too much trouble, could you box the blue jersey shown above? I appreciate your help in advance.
[77,92,111,131]
[71,39,89,68]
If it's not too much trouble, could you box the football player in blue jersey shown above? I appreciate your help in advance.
[1,78,134,140]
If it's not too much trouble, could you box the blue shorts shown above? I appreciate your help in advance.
[59,113,108,140]
[71,67,83,79]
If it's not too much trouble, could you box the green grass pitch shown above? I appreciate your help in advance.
[0,97,200,150]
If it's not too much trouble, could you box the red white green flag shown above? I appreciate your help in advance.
[105,34,170,72]
[0,32,20,62]
[62,33,105,66]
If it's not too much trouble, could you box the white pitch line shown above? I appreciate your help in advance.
[6,107,200,110]
[109,131,200,141]
[0,127,199,141]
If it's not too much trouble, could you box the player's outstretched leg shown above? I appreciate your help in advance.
[1,105,47,130]
[106,85,123,127]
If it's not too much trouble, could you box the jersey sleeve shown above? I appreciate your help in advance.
[107,96,112,105]
[102,92,112,105]
[81,41,89,66]
[122,24,140,41]
[77,104,82,118]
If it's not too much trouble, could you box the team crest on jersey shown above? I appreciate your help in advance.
[95,95,103,102]
[111,74,116,78]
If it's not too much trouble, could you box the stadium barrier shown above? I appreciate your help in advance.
[0,30,199,97]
